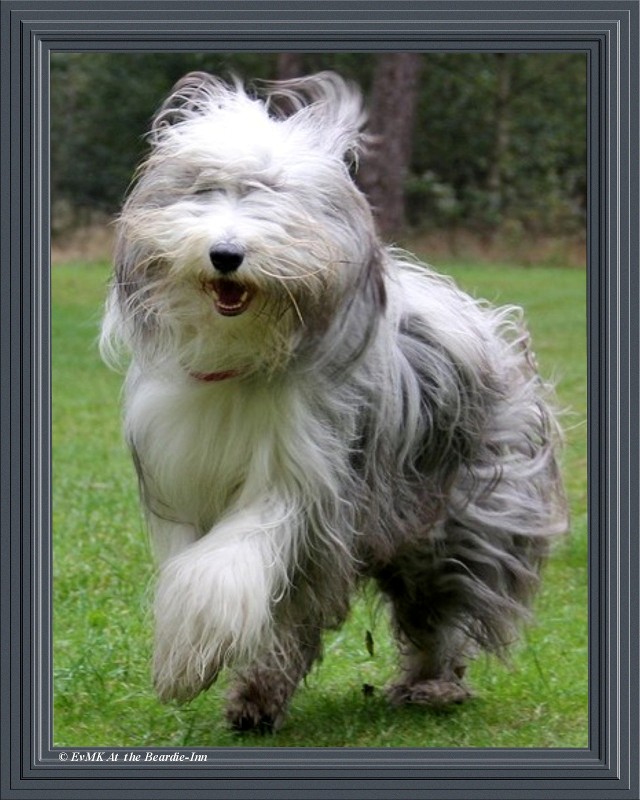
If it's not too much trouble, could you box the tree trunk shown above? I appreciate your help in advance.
[486,53,512,223]
[276,53,305,81]
[357,53,422,238]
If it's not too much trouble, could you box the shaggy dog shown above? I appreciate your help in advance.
[101,71,568,732]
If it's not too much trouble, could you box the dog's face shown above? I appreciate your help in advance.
[109,72,385,377]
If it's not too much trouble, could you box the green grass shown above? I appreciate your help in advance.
[52,259,588,748]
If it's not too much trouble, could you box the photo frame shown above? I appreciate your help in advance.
[1,1,638,797]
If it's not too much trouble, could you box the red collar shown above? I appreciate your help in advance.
[190,369,244,383]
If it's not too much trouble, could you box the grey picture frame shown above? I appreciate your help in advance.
[1,1,638,798]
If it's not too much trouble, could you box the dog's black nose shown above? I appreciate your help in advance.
[209,245,245,274]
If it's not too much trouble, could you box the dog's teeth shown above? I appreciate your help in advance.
[209,281,250,310]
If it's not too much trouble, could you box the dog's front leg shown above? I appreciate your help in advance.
[226,623,323,733]
[151,500,293,704]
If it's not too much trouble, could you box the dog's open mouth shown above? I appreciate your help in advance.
[210,279,253,316]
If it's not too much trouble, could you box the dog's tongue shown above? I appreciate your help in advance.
[212,279,251,316]
[216,279,245,305]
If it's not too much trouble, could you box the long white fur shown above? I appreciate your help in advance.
[101,72,567,711]
[121,367,359,700]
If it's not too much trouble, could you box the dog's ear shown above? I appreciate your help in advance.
[150,72,244,135]
[265,72,369,168]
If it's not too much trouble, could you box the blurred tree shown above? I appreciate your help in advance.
[407,52,586,235]
[357,53,423,237]
[276,53,306,80]
[486,53,512,221]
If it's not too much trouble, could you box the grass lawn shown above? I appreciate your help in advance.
[52,258,588,749]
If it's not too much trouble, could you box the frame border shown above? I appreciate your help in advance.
[1,1,638,798]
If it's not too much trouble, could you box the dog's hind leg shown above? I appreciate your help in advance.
[376,559,475,708]
[225,623,323,733]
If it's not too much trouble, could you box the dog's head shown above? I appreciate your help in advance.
[103,72,386,378]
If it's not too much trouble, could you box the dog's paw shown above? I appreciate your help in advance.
[386,679,473,708]
[226,702,280,734]
[226,701,284,734]
[225,687,287,734]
